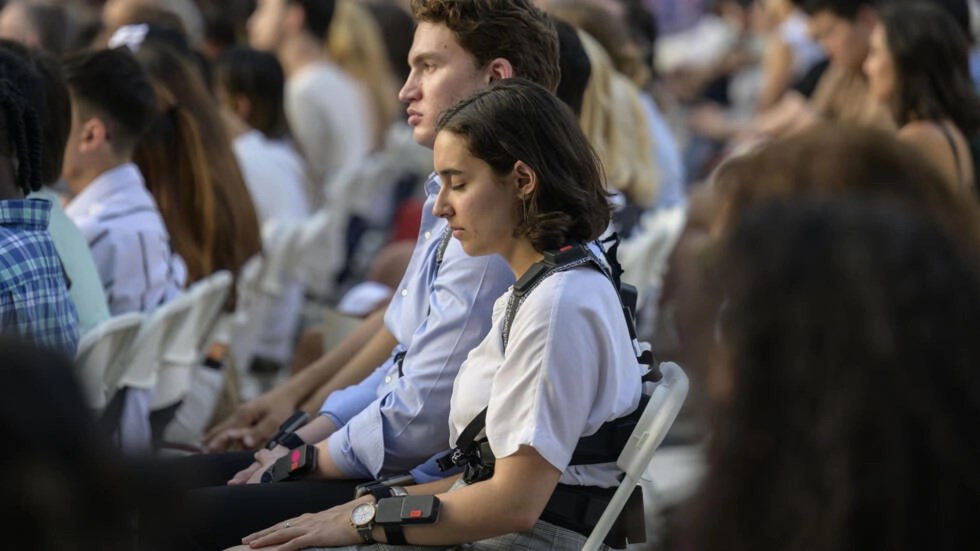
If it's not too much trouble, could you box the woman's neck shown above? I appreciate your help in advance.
[503,240,546,281]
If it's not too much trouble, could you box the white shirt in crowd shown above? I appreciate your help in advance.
[233,130,310,364]
[449,264,644,488]
[233,130,311,225]
[285,60,374,206]
[65,163,186,315]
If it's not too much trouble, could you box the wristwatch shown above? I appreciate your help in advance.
[350,502,376,544]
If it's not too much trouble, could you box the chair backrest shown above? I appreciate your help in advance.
[151,270,234,411]
[583,361,689,551]
[191,270,234,356]
[619,205,687,292]
[74,312,144,410]
[104,292,195,400]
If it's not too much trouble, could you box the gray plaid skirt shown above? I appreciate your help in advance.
[304,518,597,550]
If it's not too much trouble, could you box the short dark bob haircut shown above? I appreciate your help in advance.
[436,78,610,252]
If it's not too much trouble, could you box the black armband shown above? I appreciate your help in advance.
[375,495,441,525]
[260,444,318,483]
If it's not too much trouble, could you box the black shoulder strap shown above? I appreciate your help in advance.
[444,245,598,465]
[501,244,599,351]
[936,121,964,185]
[434,225,453,272]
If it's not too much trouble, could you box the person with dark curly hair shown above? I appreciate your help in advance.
[676,194,980,551]
[0,46,77,355]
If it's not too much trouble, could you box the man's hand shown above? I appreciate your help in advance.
[227,446,291,485]
[203,390,298,452]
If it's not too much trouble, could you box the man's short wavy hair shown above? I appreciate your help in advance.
[410,0,560,93]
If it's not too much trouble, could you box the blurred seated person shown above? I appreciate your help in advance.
[0,40,110,333]
[864,1,980,194]
[62,47,186,315]
[0,47,77,354]
[673,195,980,551]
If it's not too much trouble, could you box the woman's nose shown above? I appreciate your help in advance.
[433,189,452,218]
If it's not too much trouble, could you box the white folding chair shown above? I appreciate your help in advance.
[583,362,689,551]
[102,292,195,453]
[619,205,687,297]
[74,312,144,410]
[156,271,234,447]
[193,270,234,356]
[321,306,363,353]
[151,270,233,412]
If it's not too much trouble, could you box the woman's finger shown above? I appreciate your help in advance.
[242,519,296,544]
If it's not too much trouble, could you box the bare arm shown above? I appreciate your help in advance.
[240,446,562,549]
[757,37,794,111]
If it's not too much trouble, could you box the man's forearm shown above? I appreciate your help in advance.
[281,309,388,410]
[300,320,399,414]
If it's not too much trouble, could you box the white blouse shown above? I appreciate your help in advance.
[449,265,643,487]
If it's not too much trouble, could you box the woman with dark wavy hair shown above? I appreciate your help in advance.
[864,2,980,193]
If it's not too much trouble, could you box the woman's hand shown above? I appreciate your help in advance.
[238,499,367,550]
[228,446,289,485]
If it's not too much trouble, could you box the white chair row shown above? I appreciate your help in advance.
[74,270,234,451]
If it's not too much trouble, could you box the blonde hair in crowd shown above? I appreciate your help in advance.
[577,29,659,207]
[327,0,400,150]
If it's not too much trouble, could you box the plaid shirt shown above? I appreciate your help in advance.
[0,199,79,356]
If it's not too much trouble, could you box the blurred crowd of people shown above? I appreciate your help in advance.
[1,0,979,550]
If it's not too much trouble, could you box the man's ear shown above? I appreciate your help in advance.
[234,93,253,121]
[79,117,109,153]
[485,57,515,85]
[513,160,537,199]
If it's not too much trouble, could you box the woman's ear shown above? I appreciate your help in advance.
[513,160,537,200]
[485,57,515,85]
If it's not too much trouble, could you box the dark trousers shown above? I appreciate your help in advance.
[150,451,368,551]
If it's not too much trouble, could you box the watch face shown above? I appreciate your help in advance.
[351,503,375,526]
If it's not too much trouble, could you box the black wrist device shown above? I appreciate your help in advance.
[375,495,440,525]
[265,411,308,450]
[353,473,416,498]
[279,432,306,450]
[260,444,318,483]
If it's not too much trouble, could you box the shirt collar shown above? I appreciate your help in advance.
[424,171,441,197]
[65,163,145,218]
[0,198,52,231]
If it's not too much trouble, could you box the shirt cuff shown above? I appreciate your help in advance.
[326,427,373,479]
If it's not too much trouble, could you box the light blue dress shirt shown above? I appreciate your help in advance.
[321,173,514,479]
